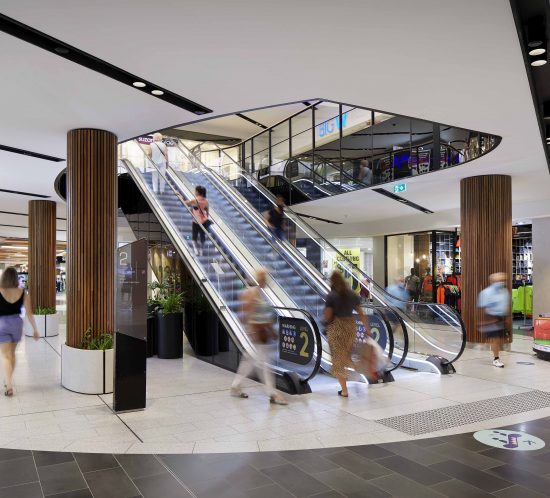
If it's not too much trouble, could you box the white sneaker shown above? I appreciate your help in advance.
[493,359,504,368]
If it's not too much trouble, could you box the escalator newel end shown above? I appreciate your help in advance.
[426,355,456,375]
[282,371,312,395]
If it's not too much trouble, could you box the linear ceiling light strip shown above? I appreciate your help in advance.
[0,13,212,115]
[236,113,268,129]
[372,188,433,214]
[0,144,64,162]
[0,188,50,199]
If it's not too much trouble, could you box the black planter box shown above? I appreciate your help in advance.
[183,303,195,348]
[157,312,183,359]
[193,310,219,356]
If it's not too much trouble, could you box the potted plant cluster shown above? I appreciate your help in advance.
[157,292,184,359]
[61,327,114,394]
[25,306,60,338]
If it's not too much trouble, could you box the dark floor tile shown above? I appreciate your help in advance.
[312,468,391,498]
[378,441,446,466]
[347,444,395,460]
[411,437,446,448]
[306,492,345,498]
[236,483,296,498]
[0,449,31,463]
[282,451,339,474]
[431,478,495,498]
[74,453,119,473]
[369,473,447,498]
[188,478,247,498]
[440,433,489,452]
[37,461,86,497]
[133,472,192,498]
[248,452,287,470]
[115,454,165,479]
[493,484,548,498]
[430,460,511,492]
[84,467,140,498]
[0,482,42,498]
[324,450,393,480]
[48,490,93,498]
[377,454,450,485]
[428,442,503,470]
[479,447,550,475]
[261,463,330,497]
[159,454,251,485]
[488,463,550,496]
[0,456,38,488]
[33,451,74,468]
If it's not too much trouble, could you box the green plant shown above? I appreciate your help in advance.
[148,281,170,301]
[79,327,113,350]
[159,293,184,315]
[34,307,56,315]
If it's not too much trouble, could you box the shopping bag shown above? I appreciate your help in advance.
[357,336,390,381]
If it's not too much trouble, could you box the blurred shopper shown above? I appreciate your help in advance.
[231,269,287,405]
[386,276,409,310]
[266,195,286,240]
[405,268,421,302]
[358,159,373,186]
[324,271,370,397]
[0,267,39,396]
[150,132,168,193]
[478,272,510,368]
[360,278,371,304]
[184,186,210,256]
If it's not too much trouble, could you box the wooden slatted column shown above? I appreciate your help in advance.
[461,175,512,343]
[66,129,117,347]
[28,200,56,311]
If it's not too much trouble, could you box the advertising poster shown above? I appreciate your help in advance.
[332,248,361,295]
[279,317,314,366]
[355,313,387,351]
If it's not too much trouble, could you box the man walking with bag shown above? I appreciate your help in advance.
[478,272,510,368]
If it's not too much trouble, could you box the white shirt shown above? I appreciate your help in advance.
[151,141,167,166]
[478,283,509,317]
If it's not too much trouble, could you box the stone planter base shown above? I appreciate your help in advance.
[61,344,113,394]
[25,312,60,337]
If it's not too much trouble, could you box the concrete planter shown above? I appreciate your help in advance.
[24,312,60,338]
[61,344,113,394]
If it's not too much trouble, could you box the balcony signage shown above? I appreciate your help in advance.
[318,112,348,138]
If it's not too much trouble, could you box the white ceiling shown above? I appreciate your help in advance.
[0,0,548,241]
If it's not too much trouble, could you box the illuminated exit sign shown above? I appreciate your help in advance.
[393,183,407,194]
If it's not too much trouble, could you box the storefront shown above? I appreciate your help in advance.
[385,230,459,307]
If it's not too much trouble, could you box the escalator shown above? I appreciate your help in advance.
[184,140,467,375]
[120,140,405,386]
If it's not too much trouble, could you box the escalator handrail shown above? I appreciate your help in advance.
[204,141,466,361]
[123,147,324,382]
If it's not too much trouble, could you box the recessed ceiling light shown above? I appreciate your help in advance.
[151,89,164,96]
[133,81,146,88]
[54,47,69,55]
[529,47,546,56]
[531,58,547,66]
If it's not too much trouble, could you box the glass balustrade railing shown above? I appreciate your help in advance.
[209,100,500,204]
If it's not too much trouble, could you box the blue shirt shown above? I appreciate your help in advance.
[478,283,509,317]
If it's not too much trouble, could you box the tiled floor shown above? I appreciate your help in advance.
[0,416,549,497]
[1,296,549,454]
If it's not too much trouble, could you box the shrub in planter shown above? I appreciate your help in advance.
[157,293,184,359]
[25,306,60,338]
[61,328,114,395]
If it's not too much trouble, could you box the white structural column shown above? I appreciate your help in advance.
[533,217,550,318]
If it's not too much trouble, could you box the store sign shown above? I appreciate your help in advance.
[393,183,407,193]
[318,112,348,138]
[333,248,361,295]
[137,136,179,147]
[356,313,387,351]
[473,430,545,451]
[279,317,314,365]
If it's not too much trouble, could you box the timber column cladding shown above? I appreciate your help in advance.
[28,200,57,310]
[66,129,117,347]
[460,175,512,343]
